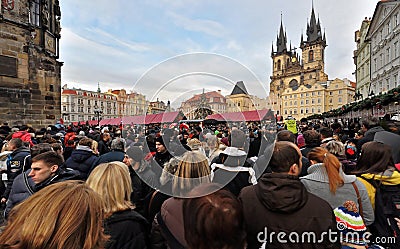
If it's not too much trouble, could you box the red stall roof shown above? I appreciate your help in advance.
[206,109,272,122]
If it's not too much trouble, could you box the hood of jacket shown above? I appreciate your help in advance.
[364,126,385,137]
[70,149,95,163]
[301,163,356,183]
[361,169,400,185]
[255,173,308,213]
[11,146,30,155]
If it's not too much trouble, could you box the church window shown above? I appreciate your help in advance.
[277,60,281,70]
[309,50,314,62]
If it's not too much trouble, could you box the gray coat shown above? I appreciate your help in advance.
[300,163,374,225]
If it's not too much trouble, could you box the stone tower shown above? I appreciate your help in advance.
[269,5,328,116]
[299,5,328,85]
[0,0,62,127]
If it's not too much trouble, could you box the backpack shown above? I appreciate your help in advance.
[361,177,400,248]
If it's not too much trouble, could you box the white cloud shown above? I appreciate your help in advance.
[167,11,228,38]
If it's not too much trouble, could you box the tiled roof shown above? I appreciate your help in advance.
[184,91,225,104]
[62,89,77,95]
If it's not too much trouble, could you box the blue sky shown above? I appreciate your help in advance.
[60,0,378,108]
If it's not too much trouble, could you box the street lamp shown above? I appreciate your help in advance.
[94,106,103,126]
[353,90,363,101]
[368,91,375,98]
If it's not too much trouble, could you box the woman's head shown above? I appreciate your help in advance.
[172,151,211,196]
[325,140,345,157]
[183,184,246,249]
[86,162,132,215]
[207,135,219,150]
[0,181,108,249]
[355,141,394,174]
[307,147,343,194]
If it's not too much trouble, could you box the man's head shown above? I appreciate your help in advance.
[276,130,296,143]
[361,117,380,132]
[28,151,64,184]
[268,141,302,175]
[318,127,333,140]
[303,130,320,145]
[155,136,167,153]
[228,129,246,149]
[110,137,126,152]
[7,138,24,151]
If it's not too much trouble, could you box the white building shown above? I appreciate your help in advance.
[61,85,148,123]
[367,1,400,96]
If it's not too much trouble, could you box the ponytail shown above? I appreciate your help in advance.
[308,147,343,194]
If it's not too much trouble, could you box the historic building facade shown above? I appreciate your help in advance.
[61,85,147,123]
[280,78,356,118]
[0,0,62,127]
[226,81,268,112]
[354,17,372,98]
[147,99,170,114]
[179,90,227,119]
[366,0,400,97]
[269,6,354,120]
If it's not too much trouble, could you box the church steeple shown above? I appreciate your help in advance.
[276,15,287,54]
[302,3,326,47]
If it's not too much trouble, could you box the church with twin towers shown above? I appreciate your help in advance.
[269,4,355,121]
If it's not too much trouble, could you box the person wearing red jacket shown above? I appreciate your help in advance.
[11,125,34,147]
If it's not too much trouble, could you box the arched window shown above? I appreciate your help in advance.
[277,60,281,70]
[309,50,314,62]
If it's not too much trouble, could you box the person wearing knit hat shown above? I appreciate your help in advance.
[125,146,158,216]
[334,201,384,249]
[153,135,173,172]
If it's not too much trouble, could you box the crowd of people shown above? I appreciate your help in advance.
[0,117,398,248]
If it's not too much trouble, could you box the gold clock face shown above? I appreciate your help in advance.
[291,57,297,62]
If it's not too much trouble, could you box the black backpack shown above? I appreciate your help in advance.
[361,177,400,248]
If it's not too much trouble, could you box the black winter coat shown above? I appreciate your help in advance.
[65,149,97,180]
[239,173,340,249]
[91,150,125,172]
[104,209,149,249]
[3,147,31,199]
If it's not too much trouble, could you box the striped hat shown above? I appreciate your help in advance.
[333,200,367,246]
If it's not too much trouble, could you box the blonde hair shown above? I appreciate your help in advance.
[172,151,211,196]
[0,181,108,249]
[86,162,133,216]
[206,135,220,149]
[91,140,99,155]
[187,138,202,151]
